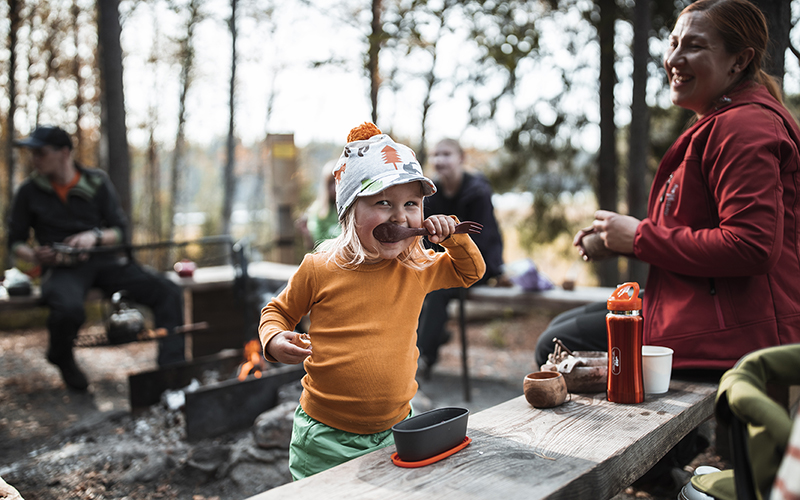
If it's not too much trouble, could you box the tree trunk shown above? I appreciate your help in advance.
[627,0,650,285]
[146,124,162,245]
[167,0,201,263]
[97,0,131,219]
[368,0,382,124]
[417,48,437,169]
[71,0,84,161]
[596,0,618,286]
[750,0,790,85]
[4,0,20,269]
[221,0,237,238]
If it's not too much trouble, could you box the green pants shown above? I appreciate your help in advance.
[289,404,412,480]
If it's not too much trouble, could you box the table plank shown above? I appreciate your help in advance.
[245,380,716,500]
[466,285,616,311]
[167,261,298,292]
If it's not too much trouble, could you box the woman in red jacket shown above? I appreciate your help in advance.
[536,0,800,372]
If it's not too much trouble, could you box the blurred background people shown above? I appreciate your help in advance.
[417,138,504,378]
[8,126,185,391]
[297,160,341,250]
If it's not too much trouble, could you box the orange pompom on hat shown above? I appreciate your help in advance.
[347,122,382,142]
[332,122,436,218]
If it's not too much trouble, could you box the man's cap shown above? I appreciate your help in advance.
[333,123,436,218]
[13,126,73,150]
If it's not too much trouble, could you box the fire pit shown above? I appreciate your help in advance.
[129,347,304,441]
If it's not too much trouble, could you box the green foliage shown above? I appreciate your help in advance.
[461,0,547,123]
[517,192,573,248]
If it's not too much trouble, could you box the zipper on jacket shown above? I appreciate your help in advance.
[658,173,674,203]
[709,278,726,329]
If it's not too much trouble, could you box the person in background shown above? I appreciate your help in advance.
[416,138,504,379]
[259,123,485,479]
[8,126,185,391]
[297,160,341,250]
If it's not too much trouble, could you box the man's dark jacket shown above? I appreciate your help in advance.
[8,163,127,252]
[424,171,504,279]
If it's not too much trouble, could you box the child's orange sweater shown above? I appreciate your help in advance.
[259,233,485,434]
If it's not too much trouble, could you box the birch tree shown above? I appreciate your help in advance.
[167,0,205,248]
[3,0,21,269]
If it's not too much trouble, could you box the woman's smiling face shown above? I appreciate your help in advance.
[353,181,425,262]
[664,12,740,117]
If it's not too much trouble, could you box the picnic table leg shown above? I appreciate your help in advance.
[459,288,471,402]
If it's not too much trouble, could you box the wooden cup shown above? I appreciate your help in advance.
[524,371,568,408]
[580,231,616,261]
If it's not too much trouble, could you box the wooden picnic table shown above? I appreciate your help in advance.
[245,378,718,500]
[165,261,299,358]
[166,260,299,294]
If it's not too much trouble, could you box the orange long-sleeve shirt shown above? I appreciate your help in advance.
[259,233,485,434]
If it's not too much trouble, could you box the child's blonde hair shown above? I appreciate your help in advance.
[319,187,437,271]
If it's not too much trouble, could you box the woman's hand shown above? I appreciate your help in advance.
[573,226,596,260]
[265,331,312,364]
[591,210,641,255]
[424,215,457,245]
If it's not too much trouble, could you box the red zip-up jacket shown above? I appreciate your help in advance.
[635,84,800,370]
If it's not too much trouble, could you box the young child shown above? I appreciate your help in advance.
[259,122,486,480]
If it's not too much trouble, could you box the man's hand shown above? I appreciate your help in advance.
[265,331,312,364]
[32,246,58,266]
[63,230,98,250]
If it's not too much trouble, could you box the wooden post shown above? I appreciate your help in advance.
[267,134,297,264]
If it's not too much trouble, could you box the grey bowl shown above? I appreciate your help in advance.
[392,407,469,463]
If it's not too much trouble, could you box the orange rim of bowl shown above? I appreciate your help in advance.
[390,436,472,468]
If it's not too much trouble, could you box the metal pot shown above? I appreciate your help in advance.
[106,291,145,344]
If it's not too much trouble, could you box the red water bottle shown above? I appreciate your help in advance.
[606,282,644,404]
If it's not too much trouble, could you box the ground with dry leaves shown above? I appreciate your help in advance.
[1,309,727,500]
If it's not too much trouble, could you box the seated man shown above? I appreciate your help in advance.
[8,126,185,391]
[416,139,505,378]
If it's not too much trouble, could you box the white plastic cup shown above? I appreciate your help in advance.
[641,346,673,394]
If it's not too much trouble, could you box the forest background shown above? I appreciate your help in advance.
[1,0,800,288]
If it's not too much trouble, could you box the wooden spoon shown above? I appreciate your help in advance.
[373,221,483,243]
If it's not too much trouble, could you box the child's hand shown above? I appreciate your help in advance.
[423,215,457,245]
[265,331,312,364]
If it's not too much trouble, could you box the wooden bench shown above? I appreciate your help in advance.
[456,285,616,401]
[245,378,718,500]
[0,286,104,313]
